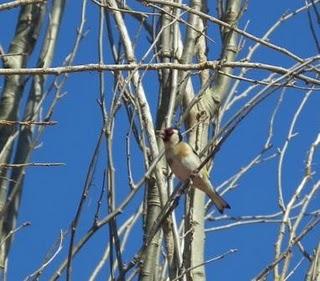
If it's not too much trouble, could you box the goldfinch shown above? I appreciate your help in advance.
[158,127,230,214]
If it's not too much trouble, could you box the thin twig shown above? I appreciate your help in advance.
[171,249,238,281]
[0,60,319,85]
[66,129,104,280]
[254,216,320,280]
[141,0,305,63]
[0,120,57,126]
[24,230,64,281]
[0,221,30,247]
[0,0,45,12]
[0,162,65,168]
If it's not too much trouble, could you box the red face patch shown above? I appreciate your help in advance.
[163,128,175,142]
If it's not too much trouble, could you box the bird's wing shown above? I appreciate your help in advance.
[174,142,202,171]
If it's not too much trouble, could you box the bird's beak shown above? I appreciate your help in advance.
[156,130,164,139]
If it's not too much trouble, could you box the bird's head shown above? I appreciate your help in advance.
[157,127,182,145]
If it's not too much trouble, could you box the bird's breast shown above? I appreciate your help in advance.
[165,142,203,182]
[167,156,191,181]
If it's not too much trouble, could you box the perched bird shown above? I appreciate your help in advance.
[157,127,230,214]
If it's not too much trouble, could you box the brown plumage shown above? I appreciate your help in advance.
[158,128,230,213]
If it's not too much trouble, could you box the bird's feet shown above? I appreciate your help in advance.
[189,169,201,185]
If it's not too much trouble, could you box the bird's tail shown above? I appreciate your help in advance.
[205,188,230,214]
[193,177,231,214]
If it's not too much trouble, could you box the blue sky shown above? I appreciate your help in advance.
[1,1,319,280]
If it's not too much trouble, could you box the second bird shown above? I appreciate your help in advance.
[158,127,230,214]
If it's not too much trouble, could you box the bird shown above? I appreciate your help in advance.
[157,127,230,214]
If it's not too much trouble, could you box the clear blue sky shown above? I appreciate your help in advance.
[0,1,319,280]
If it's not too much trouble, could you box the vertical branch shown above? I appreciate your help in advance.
[177,0,201,103]
[0,2,45,230]
[155,3,184,279]
[0,2,44,151]
[0,1,65,277]
[274,90,313,280]
[280,133,320,280]
[99,3,125,279]
[106,1,169,280]
[306,243,320,281]
[156,2,173,128]
[196,7,210,86]
[0,0,65,276]
[201,0,241,120]
[66,130,104,280]
[177,0,206,280]
[182,1,241,280]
